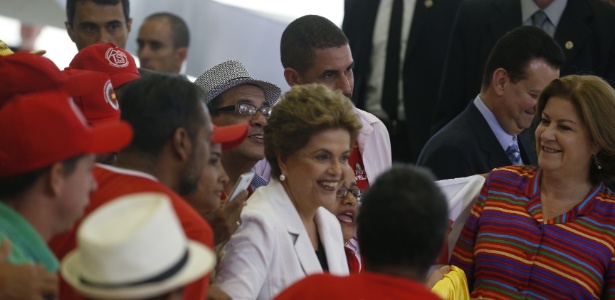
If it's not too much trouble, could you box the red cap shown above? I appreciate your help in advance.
[0,91,134,178]
[0,52,67,108]
[69,43,140,89]
[62,68,120,126]
[212,124,248,151]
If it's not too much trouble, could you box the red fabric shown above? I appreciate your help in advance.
[69,43,140,88]
[348,142,369,190]
[0,92,132,177]
[274,272,442,300]
[344,246,360,274]
[49,165,214,300]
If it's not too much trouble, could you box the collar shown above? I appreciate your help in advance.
[520,0,568,28]
[524,167,604,222]
[473,96,516,151]
[96,163,159,182]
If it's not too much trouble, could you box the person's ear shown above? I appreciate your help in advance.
[283,68,301,87]
[176,47,188,62]
[172,127,192,162]
[276,151,288,176]
[47,161,66,197]
[126,17,133,33]
[65,21,76,43]
[492,68,508,96]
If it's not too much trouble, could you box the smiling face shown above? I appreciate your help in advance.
[296,45,354,98]
[493,59,559,135]
[325,166,359,243]
[535,96,598,178]
[280,128,351,212]
[211,85,268,164]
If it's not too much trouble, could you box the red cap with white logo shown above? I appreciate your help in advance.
[0,90,133,177]
[69,43,140,89]
[62,68,120,126]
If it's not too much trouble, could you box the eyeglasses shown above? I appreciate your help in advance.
[336,185,363,203]
[211,103,272,119]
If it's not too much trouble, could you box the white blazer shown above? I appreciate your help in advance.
[216,180,349,300]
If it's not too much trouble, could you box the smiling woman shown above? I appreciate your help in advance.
[451,75,615,299]
[215,83,362,299]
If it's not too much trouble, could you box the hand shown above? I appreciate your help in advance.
[0,239,58,300]
[426,265,451,288]
[203,190,248,246]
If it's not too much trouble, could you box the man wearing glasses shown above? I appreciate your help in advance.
[196,60,281,195]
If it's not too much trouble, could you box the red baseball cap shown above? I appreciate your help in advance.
[212,124,248,151]
[0,52,67,108]
[0,91,134,178]
[69,43,140,89]
[62,68,121,126]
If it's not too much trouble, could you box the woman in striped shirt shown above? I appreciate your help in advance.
[451,75,615,299]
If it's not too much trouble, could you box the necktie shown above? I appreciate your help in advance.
[344,246,360,273]
[381,0,403,122]
[531,10,548,29]
[506,137,522,166]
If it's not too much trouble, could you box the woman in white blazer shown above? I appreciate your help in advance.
[216,84,363,299]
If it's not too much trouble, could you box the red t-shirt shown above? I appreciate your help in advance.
[48,164,214,300]
[348,143,369,190]
[275,272,441,300]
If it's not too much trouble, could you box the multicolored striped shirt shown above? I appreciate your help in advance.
[450,165,615,299]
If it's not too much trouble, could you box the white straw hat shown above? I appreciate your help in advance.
[61,192,215,299]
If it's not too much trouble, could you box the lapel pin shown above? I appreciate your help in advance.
[425,0,433,8]
[565,41,574,50]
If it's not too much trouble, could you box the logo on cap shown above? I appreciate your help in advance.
[104,80,119,110]
[105,47,129,68]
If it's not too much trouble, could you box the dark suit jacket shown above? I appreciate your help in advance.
[417,103,537,180]
[342,0,462,163]
[433,0,615,132]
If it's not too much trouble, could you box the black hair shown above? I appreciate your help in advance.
[145,12,190,48]
[119,73,206,156]
[482,26,565,89]
[280,15,348,75]
[0,155,84,200]
[357,165,449,275]
[66,0,130,27]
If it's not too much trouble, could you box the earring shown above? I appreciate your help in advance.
[279,174,286,181]
[593,154,603,170]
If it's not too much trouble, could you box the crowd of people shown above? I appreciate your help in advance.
[2,0,615,299]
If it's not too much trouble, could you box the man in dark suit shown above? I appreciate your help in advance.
[432,0,615,133]
[342,0,462,163]
[418,26,565,180]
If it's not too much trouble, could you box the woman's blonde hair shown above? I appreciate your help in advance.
[264,84,362,178]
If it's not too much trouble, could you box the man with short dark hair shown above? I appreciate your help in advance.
[275,165,448,299]
[137,12,189,74]
[65,0,132,50]
[49,74,214,300]
[418,26,565,179]
[280,15,391,190]
[433,0,615,133]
